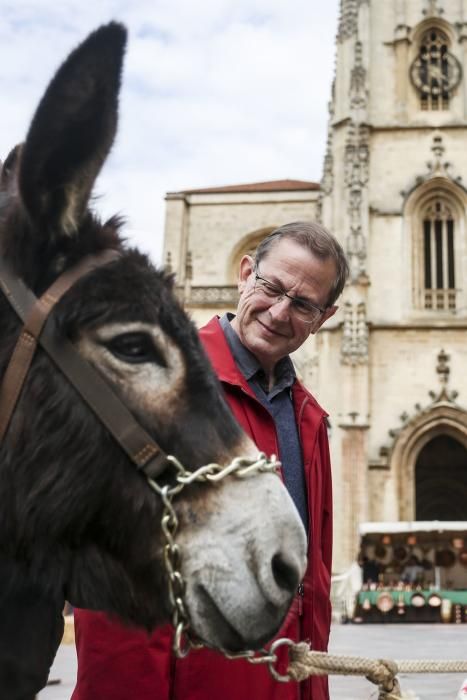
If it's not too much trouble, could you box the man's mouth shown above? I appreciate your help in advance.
[257,318,288,337]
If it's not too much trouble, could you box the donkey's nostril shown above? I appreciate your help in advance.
[271,552,300,593]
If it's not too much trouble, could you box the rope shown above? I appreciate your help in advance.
[286,643,467,699]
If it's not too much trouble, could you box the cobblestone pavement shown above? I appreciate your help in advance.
[38,624,466,699]
[328,624,466,700]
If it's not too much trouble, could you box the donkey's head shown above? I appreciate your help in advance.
[0,23,307,652]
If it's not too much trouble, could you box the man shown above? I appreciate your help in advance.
[401,555,424,584]
[72,221,349,700]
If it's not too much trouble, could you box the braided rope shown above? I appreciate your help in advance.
[286,643,467,699]
[397,660,467,674]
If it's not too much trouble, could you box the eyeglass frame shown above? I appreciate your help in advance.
[253,265,326,324]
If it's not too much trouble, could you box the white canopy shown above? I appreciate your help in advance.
[359,521,467,535]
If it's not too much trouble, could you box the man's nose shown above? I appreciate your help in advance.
[268,296,292,321]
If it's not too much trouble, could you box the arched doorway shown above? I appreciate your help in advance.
[388,403,467,520]
[415,434,467,520]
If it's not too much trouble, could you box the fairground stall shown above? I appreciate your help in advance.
[354,522,467,624]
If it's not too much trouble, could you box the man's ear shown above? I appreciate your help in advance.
[311,305,338,334]
[238,255,255,293]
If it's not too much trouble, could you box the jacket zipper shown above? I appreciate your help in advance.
[298,582,304,616]
[296,395,313,543]
[297,395,309,444]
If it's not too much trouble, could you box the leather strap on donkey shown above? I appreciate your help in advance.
[0,251,170,478]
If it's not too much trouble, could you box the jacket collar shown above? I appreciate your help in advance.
[200,316,327,419]
[199,316,252,391]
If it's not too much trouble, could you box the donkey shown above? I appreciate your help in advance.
[0,22,307,699]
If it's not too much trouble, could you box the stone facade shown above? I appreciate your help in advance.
[320,0,467,571]
[163,0,467,573]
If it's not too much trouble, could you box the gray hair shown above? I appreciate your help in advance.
[254,221,349,306]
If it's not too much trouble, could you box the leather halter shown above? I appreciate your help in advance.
[0,250,170,479]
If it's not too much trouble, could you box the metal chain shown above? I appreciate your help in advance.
[146,452,293,679]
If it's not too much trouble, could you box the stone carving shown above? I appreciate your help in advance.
[185,250,193,281]
[321,130,334,195]
[394,24,411,42]
[337,0,359,40]
[181,285,239,307]
[427,135,456,179]
[320,91,335,197]
[401,134,467,201]
[350,41,368,109]
[346,225,366,281]
[344,122,369,188]
[344,122,370,279]
[341,301,368,364]
[378,348,460,460]
[338,410,370,429]
[422,0,444,17]
[329,7,370,281]
[344,38,370,281]
[429,348,459,402]
[315,196,323,224]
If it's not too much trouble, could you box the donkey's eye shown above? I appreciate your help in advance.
[105,333,167,367]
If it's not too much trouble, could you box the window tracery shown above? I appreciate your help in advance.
[409,28,461,111]
[420,199,456,311]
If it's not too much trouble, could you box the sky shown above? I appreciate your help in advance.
[0,1,340,264]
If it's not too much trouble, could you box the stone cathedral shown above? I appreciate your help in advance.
[163,0,467,576]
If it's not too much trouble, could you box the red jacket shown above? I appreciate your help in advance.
[72,316,333,700]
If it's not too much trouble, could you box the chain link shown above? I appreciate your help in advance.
[222,638,295,682]
[146,452,289,677]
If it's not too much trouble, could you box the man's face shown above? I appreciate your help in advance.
[230,237,338,374]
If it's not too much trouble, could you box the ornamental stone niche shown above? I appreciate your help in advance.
[341,301,369,365]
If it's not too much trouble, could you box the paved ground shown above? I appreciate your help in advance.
[328,624,466,700]
[38,623,467,699]
[37,643,76,700]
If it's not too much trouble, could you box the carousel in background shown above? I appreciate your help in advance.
[354,522,467,624]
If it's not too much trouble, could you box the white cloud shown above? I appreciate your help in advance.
[0,0,340,264]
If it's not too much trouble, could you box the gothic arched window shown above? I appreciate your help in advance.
[410,28,462,111]
[421,199,456,310]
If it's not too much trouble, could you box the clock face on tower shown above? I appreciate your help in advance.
[410,51,462,97]
[410,31,462,101]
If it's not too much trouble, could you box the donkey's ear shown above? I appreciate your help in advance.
[18,23,127,239]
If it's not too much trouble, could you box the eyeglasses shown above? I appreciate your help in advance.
[253,267,325,324]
